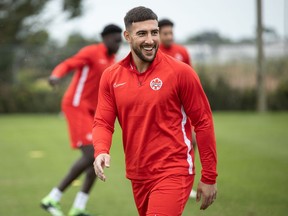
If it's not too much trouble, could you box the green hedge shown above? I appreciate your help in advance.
[0,84,62,113]
[0,76,287,113]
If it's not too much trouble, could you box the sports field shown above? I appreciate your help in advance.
[0,113,288,216]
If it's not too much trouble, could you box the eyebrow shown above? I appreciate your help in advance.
[135,28,159,34]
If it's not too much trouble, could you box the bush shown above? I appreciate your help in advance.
[0,84,62,113]
[199,72,257,110]
[268,79,288,110]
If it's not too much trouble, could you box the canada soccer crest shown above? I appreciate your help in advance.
[150,78,163,91]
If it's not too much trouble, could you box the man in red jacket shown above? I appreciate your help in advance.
[158,18,191,65]
[93,6,217,216]
[41,24,122,216]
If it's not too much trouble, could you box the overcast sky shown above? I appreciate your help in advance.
[43,0,287,44]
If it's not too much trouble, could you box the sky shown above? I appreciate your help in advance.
[43,0,287,44]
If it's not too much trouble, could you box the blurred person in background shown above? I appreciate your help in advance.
[158,18,191,65]
[159,18,197,198]
[41,24,122,216]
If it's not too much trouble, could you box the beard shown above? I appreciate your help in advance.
[131,43,158,63]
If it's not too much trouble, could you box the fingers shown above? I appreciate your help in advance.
[196,189,201,202]
[93,158,105,181]
[48,76,60,87]
[200,194,210,210]
[93,154,110,182]
[197,181,217,210]
[200,190,217,210]
[104,155,110,168]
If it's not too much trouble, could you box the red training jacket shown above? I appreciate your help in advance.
[93,50,217,184]
[51,43,116,110]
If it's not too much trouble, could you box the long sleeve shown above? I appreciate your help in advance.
[92,69,117,158]
[51,46,92,78]
[178,66,217,184]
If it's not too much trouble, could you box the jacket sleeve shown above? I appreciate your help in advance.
[178,65,217,184]
[92,69,117,158]
[51,46,92,78]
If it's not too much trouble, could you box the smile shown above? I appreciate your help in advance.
[143,46,154,51]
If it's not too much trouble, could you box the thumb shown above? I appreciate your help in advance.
[104,155,110,168]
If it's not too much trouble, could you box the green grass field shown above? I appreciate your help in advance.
[0,113,288,216]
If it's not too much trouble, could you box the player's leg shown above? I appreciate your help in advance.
[146,175,194,216]
[69,145,96,216]
[57,145,94,191]
[41,147,93,216]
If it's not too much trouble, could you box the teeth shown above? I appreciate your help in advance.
[143,47,153,51]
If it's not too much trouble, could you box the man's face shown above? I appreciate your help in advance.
[159,25,174,47]
[124,20,159,63]
[104,33,122,54]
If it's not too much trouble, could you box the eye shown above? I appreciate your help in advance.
[137,31,146,37]
[151,30,159,36]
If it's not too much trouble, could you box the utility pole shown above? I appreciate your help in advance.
[285,0,288,53]
[256,0,266,112]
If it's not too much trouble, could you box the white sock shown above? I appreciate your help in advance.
[72,191,89,210]
[48,187,63,202]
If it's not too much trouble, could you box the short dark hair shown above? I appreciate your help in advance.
[101,24,122,37]
[124,6,158,29]
[158,19,174,29]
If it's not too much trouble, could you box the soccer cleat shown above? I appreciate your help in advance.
[41,196,64,216]
[68,207,91,216]
[189,189,197,198]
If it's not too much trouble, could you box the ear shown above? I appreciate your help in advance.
[124,30,131,43]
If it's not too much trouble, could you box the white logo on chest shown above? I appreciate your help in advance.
[113,82,126,88]
[150,78,163,91]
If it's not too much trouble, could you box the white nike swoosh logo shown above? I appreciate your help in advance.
[113,82,127,88]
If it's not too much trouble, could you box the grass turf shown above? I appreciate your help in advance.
[0,113,287,216]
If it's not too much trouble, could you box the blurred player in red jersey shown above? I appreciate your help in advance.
[158,18,191,65]
[41,24,122,216]
[93,6,217,216]
[159,18,197,199]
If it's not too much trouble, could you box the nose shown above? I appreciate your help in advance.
[145,33,154,45]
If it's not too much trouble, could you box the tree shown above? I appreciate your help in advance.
[186,31,232,45]
[0,0,84,84]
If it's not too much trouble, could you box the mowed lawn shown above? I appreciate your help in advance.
[0,113,288,216]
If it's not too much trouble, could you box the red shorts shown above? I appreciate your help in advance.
[62,105,95,149]
[131,175,194,216]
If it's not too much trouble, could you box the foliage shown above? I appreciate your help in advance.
[0,0,84,84]
[268,78,288,110]
[198,72,257,110]
[0,83,62,113]
[186,31,233,45]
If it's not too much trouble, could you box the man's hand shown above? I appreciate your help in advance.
[48,76,60,87]
[93,153,111,182]
[196,181,217,210]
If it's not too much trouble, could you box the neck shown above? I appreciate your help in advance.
[131,52,151,73]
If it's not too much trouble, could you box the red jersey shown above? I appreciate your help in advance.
[159,43,191,65]
[51,43,116,110]
[93,50,217,184]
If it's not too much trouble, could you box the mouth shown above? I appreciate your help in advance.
[142,45,156,55]
[143,46,154,51]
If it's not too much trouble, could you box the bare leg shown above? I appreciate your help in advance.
[57,145,95,192]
